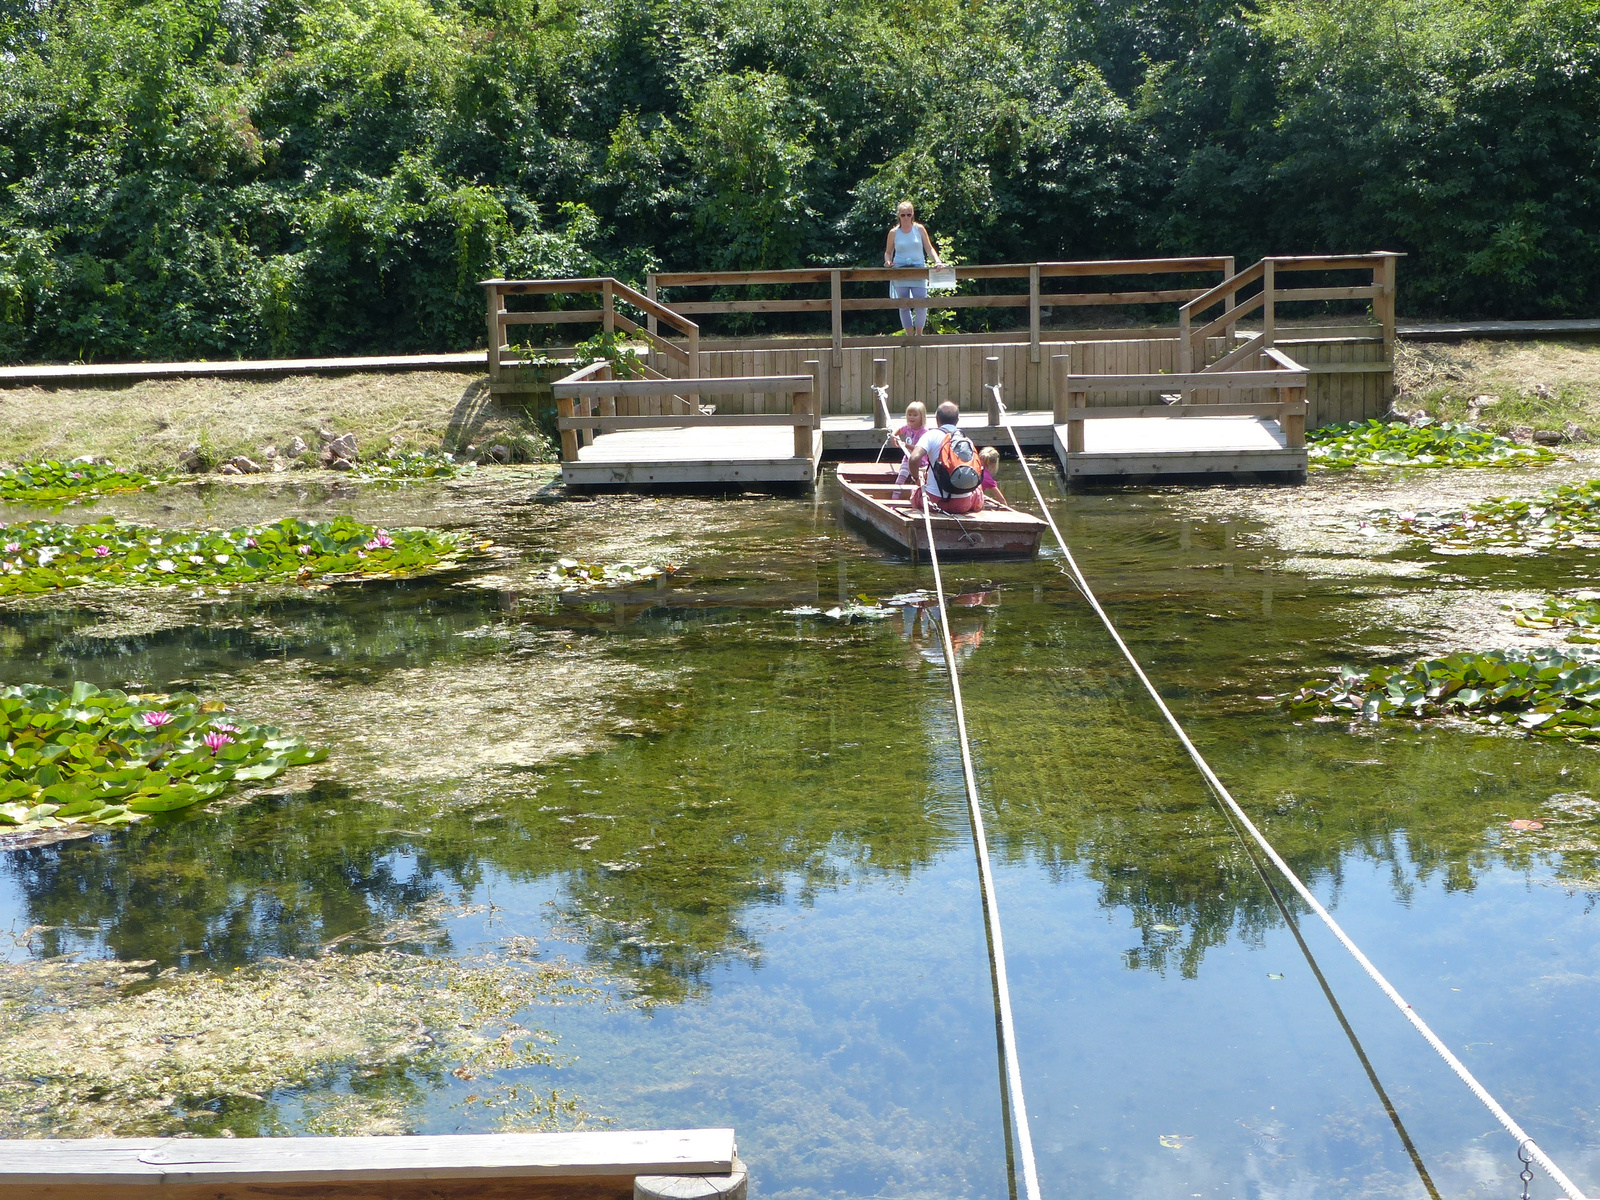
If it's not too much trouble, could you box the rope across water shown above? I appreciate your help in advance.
[917,498,1044,1200]
[991,395,1592,1200]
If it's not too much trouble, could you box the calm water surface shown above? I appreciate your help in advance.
[1,463,1597,1200]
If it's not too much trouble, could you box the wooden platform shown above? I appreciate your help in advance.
[1053,413,1307,479]
[0,1129,736,1200]
[564,425,823,487]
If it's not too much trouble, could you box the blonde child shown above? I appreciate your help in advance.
[978,447,1008,508]
[892,401,928,488]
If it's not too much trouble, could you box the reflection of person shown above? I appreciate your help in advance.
[883,201,944,336]
[900,594,991,669]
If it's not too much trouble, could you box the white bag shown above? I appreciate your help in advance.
[927,266,957,292]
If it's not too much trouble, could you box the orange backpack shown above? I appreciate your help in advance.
[932,429,982,495]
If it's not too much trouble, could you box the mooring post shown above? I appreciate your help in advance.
[984,356,1001,426]
[872,357,889,431]
[635,1156,749,1200]
[1028,264,1041,364]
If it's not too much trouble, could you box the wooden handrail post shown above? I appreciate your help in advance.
[1051,352,1071,424]
[872,357,889,431]
[1375,253,1398,403]
[1282,384,1306,447]
[1068,386,1087,454]
[556,393,577,461]
[796,359,821,458]
[646,275,658,341]
[830,269,843,367]
[1178,303,1192,374]
[1222,256,1236,343]
[485,284,501,382]
[602,279,615,337]
[1028,264,1041,363]
[983,356,1001,426]
[1262,258,1275,347]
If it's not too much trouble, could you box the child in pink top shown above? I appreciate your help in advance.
[892,401,928,487]
[978,446,1008,508]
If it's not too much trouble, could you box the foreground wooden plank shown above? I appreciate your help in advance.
[0,1130,734,1193]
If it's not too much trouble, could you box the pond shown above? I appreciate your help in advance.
[1,461,1597,1200]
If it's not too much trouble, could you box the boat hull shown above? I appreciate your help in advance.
[836,463,1045,559]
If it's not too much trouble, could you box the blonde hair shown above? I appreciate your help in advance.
[904,401,926,426]
[896,200,915,216]
[978,446,1000,472]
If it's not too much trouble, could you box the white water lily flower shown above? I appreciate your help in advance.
[214,554,230,564]
[156,559,176,573]
[189,554,204,564]
[35,547,58,565]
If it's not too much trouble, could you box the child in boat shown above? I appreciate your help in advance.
[892,401,928,492]
[978,446,1008,508]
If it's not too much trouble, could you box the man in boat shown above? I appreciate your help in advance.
[906,402,984,514]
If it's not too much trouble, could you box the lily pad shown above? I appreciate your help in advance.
[0,684,326,841]
[1307,420,1557,471]
[0,460,167,505]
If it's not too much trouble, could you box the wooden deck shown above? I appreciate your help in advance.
[1053,413,1307,479]
[564,426,823,487]
[0,1128,737,1200]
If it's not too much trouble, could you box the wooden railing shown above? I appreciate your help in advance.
[648,258,1235,366]
[551,359,820,463]
[480,277,700,381]
[1178,253,1401,377]
[1053,345,1309,453]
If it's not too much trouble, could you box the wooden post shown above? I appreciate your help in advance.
[1178,304,1191,374]
[1222,256,1236,343]
[795,359,820,459]
[1262,258,1275,348]
[556,395,577,462]
[1068,387,1087,454]
[872,357,889,431]
[1050,353,1071,424]
[1028,264,1041,364]
[485,284,501,382]
[1282,384,1306,448]
[830,270,843,367]
[983,356,1001,426]
[1375,253,1398,404]
[646,275,658,341]
[602,279,615,337]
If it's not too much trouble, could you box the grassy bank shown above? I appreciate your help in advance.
[1397,340,1600,438]
[0,372,554,472]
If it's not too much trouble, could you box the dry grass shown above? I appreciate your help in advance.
[1396,339,1600,436]
[0,372,553,472]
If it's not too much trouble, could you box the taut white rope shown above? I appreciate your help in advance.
[918,497,1044,1200]
[994,396,1591,1200]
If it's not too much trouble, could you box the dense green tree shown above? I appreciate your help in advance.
[0,0,1595,362]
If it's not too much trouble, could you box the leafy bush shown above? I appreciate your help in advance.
[0,516,476,596]
[1307,419,1557,469]
[1287,649,1600,739]
[0,683,326,837]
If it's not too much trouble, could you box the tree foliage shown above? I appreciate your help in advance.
[0,0,1595,362]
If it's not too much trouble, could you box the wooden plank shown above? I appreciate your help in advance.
[1271,285,1381,303]
[1306,361,1394,374]
[1181,260,1265,317]
[1068,369,1307,391]
[482,279,607,295]
[553,375,813,398]
[0,1131,734,1187]
[560,414,816,430]
[1062,403,1303,420]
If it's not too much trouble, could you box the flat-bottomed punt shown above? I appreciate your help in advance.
[837,462,1046,559]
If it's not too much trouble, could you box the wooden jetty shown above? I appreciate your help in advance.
[483,252,1398,487]
[837,462,1046,559]
[0,1128,741,1200]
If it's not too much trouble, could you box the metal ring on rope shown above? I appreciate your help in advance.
[990,393,1592,1200]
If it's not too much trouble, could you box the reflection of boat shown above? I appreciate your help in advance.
[836,463,1045,560]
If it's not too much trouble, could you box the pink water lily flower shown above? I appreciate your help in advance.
[364,534,395,550]
[203,731,234,754]
[142,711,174,728]
[211,722,239,733]
[94,545,110,557]
[244,537,258,549]
[3,543,18,553]
[298,545,312,555]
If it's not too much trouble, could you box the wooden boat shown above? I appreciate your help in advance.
[836,462,1046,560]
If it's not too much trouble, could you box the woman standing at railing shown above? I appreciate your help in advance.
[883,201,944,337]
